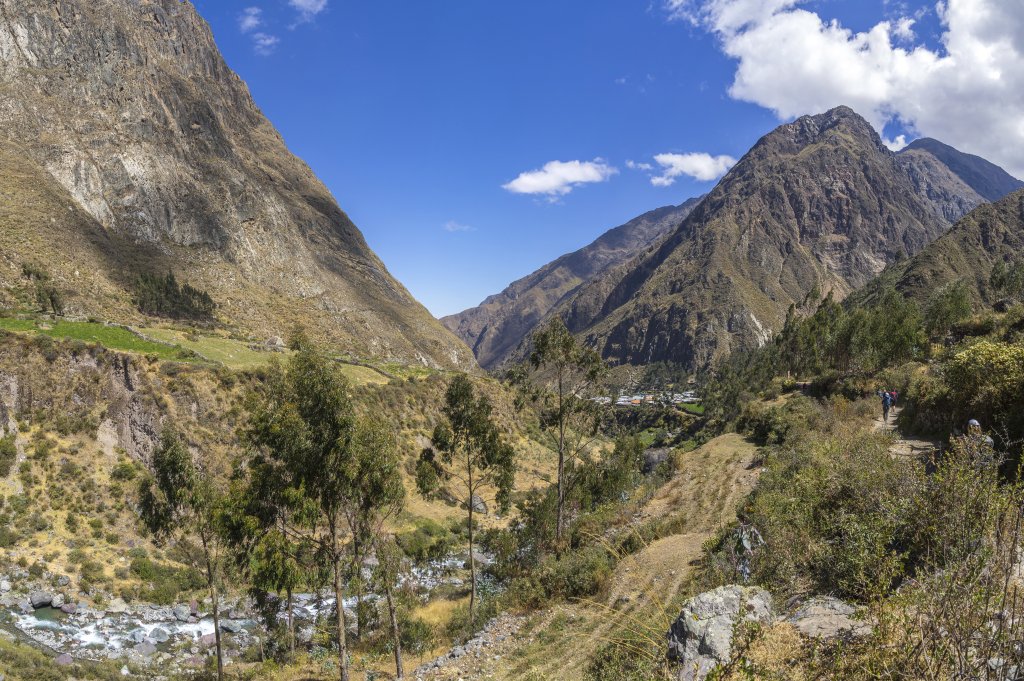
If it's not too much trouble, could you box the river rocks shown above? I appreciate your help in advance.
[0,580,10,593]
[128,628,147,644]
[134,642,157,657]
[667,585,774,681]
[56,575,70,587]
[788,596,870,640]
[29,591,53,609]
[200,633,217,648]
[51,594,65,609]
[54,653,73,666]
[106,598,128,614]
[149,627,171,644]
[173,604,191,622]
[61,603,77,615]
[220,620,243,634]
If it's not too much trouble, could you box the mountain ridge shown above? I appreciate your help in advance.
[442,197,702,369]
[495,107,1009,370]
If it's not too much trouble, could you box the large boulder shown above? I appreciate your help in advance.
[667,585,774,681]
[29,591,53,609]
[787,596,870,640]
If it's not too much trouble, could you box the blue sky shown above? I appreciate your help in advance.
[190,1,1021,318]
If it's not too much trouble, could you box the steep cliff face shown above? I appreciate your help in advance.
[442,198,702,369]
[0,0,472,368]
[546,107,998,369]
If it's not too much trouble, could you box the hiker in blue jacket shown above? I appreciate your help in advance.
[882,390,893,421]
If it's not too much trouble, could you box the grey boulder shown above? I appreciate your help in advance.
[667,585,774,681]
[788,596,870,640]
[29,591,53,609]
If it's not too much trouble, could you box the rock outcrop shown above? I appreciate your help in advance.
[667,585,774,681]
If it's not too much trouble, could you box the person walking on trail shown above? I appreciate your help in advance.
[882,390,893,421]
[967,418,996,448]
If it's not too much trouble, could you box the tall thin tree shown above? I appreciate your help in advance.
[416,374,516,628]
[345,415,405,641]
[244,344,360,681]
[138,427,228,681]
[513,317,605,547]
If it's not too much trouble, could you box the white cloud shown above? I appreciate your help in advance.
[626,160,654,171]
[238,7,278,55]
[239,7,263,34]
[650,152,737,185]
[884,134,909,151]
[251,32,280,56]
[443,221,474,233]
[503,159,619,198]
[893,16,916,42]
[665,0,1024,178]
[289,0,328,21]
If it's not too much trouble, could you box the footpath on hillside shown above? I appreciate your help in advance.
[417,433,761,681]
[872,405,942,459]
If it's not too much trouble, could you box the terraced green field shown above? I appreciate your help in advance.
[0,318,195,362]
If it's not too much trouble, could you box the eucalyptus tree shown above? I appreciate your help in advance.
[373,535,407,679]
[345,415,405,640]
[513,317,605,546]
[416,374,516,627]
[243,343,360,681]
[138,426,228,681]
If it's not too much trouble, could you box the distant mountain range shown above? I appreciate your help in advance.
[450,106,1023,371]
[442,198,702,369]
[0,0,472,369]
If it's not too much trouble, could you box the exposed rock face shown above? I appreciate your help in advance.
[667,585,774,681]
[0,0,471,369]
[544,107,1006,370]
[443,198,702,369]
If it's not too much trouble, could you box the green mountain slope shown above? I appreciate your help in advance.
[872,189,1024,304]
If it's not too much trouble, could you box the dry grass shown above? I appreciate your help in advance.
[424,433,761,681]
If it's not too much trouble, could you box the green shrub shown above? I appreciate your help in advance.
[134,271,215,321]
[0,434,15,476]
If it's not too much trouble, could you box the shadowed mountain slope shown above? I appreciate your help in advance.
[0,0,472,368]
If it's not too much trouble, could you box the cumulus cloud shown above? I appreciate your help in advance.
[238,7,279,55]
[290,0,328,22]
[626,160,654,171]
[443,221,474,233]
[503,159,618,198]
[650,152,737,185]
[239,7,263,33]
[251,33,281,56]
[665,0,1024,178]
